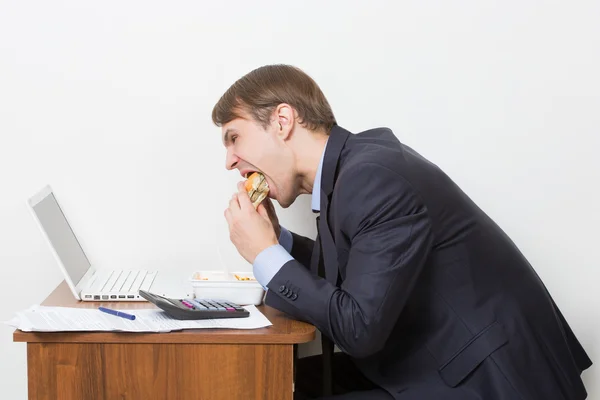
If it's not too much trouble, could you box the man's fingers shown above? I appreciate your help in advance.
[257,203,270,221]
[237,181,254,210]
[224,208,232,226]
[229,195,241,217]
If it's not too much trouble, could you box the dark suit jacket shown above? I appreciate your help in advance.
[265,125,592,399]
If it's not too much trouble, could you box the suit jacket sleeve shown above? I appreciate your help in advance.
[265,162,433,358]
[290,232,315,270]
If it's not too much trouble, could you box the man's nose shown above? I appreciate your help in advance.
[225,149,239,170]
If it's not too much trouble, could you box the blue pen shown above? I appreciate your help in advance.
[98,307,136,321]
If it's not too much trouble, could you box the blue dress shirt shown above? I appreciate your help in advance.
[252,139,328,287]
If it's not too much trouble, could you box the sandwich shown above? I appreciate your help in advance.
[245,172,269,209]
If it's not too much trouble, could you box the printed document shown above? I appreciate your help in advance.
[5,305,272,333]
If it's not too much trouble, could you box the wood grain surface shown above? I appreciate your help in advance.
[27,342,293,400]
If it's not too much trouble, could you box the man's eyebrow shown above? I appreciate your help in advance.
[223,128,238,145]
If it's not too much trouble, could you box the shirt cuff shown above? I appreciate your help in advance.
[279,226,293,253]
[253,244,293,288]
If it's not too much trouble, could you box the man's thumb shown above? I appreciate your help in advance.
[257,204,270,221]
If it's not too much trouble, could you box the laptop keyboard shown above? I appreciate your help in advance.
[99,270,157,293]
[140,271,157,291]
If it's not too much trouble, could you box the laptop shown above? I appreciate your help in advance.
[27,185,192,301]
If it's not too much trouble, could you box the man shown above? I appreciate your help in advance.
[213,65,592,399]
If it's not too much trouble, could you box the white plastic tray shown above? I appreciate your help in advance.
[189,270,265,306]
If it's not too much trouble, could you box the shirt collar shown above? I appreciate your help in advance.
[312,139,328,213]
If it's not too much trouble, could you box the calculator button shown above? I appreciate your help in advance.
[190,300,207,309]
[226,307,235,311]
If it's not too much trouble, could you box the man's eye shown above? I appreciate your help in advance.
[231,136,237,144]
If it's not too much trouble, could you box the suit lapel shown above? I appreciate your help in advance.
[321,126,351,196]
[318,125,351,285]
[310,217,322,276]
[319,194,339,284]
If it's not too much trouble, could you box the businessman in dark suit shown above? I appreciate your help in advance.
[214,65,592,399]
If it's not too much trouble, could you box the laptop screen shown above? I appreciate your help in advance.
[31,192,91,285]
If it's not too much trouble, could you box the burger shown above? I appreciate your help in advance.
[245,172,269,209]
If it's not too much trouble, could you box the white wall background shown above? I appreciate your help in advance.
[1,0,598,398]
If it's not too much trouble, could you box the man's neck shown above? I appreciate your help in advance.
[293,132,329,195]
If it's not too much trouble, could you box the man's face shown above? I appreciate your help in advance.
[222,114,297,208]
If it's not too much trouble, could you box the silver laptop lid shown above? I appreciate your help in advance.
[28,186,91,288]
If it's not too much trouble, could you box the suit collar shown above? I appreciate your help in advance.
[321,125,351,196]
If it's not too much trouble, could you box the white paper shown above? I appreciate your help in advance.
[5,305,272,333]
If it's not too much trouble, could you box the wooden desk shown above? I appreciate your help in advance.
[13,281,315,400]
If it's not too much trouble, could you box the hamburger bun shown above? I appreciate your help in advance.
[245,172,269,209]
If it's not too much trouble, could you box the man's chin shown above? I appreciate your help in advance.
[277,196,298,209]
[268,192,285,207]
[268,189,299,209]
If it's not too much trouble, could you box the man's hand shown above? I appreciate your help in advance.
[224,182,279,264]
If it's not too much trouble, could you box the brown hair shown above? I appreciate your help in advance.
[212,64,336,133]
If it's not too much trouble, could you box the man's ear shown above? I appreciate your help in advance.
[274,103,295,140]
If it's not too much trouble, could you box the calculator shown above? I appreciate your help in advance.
[138,290,250,320]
